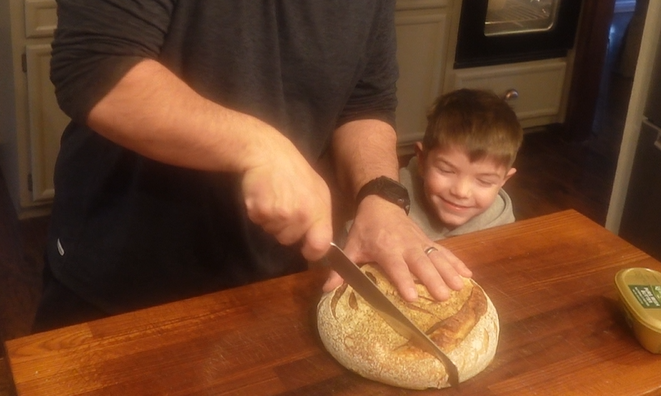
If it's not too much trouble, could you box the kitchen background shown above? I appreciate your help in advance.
[0,1,651,394]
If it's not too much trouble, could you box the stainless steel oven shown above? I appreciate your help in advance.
[454,0,584,68]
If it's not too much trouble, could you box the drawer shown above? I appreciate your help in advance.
[25,0,58,38]
[449,59,567,123]
[396,0,450,10]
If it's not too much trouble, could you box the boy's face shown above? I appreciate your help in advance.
[415,143,516,228]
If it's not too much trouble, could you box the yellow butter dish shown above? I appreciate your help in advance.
[615,267,661,354]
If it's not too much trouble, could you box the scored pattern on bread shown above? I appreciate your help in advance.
[317,263,499,390]
[329,264,486,353]
[427,285,487,352]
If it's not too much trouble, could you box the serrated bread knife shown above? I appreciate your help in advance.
[326,242,459,387]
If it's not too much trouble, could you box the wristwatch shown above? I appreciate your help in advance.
[355,176,410,215]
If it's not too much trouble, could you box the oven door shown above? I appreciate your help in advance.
[454,0,584,69]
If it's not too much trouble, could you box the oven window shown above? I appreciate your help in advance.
[486,0,561,36]
[454,0,583,68]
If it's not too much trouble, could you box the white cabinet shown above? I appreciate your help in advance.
[447,59,568,129]
[395,0,453,154]
[25,43,69,202]
[24,0,57,38]
[0,0,67,218]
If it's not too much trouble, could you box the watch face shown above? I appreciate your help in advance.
[378,177,410,213]
[393,197,410,213]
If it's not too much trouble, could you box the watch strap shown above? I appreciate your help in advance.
[355,176,411,215]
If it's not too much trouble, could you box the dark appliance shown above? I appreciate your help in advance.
[618,33,661,261]
[454,0,584,68]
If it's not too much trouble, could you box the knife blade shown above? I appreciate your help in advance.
[326,242,460,387]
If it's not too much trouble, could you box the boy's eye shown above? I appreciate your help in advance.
[477,178,497,187]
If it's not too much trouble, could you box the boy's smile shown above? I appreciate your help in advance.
[416,144,516,229]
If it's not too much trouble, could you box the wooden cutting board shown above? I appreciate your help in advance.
[5,210,661,395]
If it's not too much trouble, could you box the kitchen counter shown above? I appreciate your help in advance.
[4,210,661,395]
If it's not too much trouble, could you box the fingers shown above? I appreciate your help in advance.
[377,254,420,301]
[331,244,468,303]
[379,247,460,302]
[322,270,344,292]
[345,198,472,302]
[373,246,468,302]
[407,248,452,301]
[245,195,332,261]
[425,245,471,290]
[242,160,333,262]
[339,242,417,300]
[300,218,333,262]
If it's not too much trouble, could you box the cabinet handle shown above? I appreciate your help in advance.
[503,89,519,101]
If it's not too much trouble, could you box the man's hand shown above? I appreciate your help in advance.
[327,119,468,301]
[85,59,334,262]
[323,196,472,301]
[241,135,333,262]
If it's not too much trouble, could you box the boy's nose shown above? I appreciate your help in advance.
[450,177,471,198]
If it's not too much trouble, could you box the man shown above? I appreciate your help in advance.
[34,1,470,331]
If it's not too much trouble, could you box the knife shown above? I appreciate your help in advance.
[326,242,460,387]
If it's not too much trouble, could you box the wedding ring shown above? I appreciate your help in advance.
[424,246,438,255]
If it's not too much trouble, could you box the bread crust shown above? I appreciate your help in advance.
[317,264,499,389]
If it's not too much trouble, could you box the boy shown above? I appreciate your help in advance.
[401,88,523,240]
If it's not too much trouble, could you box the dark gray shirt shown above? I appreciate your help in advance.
[48,0,398,313]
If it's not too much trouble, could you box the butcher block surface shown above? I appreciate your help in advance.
[4,210,661,395]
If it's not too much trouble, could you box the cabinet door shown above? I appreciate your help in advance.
[449,59,567,128]
[25,44,69,202]
[25,0,58,38]
[395,8,449,150]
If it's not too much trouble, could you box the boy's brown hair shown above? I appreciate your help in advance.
[421,89,523,168]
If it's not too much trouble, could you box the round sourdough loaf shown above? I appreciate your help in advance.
[317,263,499,389]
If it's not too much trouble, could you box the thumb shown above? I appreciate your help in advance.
[300,219,333,262]
[322,270,344,292]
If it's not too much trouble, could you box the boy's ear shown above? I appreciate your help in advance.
[414,142,425,175]
[414,141,424,157]
[502,167,517,184]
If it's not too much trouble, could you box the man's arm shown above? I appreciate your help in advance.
[86,59,333,261]
[87,59,278,173]
[326,119,472,301]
